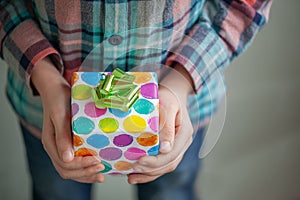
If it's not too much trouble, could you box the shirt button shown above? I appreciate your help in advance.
[108,35,123,45]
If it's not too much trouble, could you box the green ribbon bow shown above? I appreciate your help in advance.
[91,68,140,112]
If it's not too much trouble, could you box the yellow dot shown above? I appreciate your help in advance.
[123,115,146,133]
[114,161,132,171]
[131,72,152,84]
[99,118,119,133]
[72,84,92,100]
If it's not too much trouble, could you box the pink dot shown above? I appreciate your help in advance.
[99,147,122,161]
[140,83,158,99]
[72,103,79,116]
[124,148,146,160]
[148,116,159,132]
[84,102,107,118]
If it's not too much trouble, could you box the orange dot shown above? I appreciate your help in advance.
[131,72,152,84]
[74,148,97,157]
[71,73,79,86]
[244,0,256,6]
[73,134,84,147]
[114,161,132,171]
[137,132,159,146]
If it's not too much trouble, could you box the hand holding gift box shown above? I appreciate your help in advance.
[71,69,159,174]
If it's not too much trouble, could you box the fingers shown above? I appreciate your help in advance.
[36,68,105,183]
[130,111,193,184]
[74,173,106,184]
[53,158,104,180]
[56,156,103,171]
[42,113,105,183]
[128,173,161,184]
[134,124,192,174]
[158,86,181,154]
[159,103,177,153]
[128,85,193,184]
[53,110,74,162]
[128,151,183,184]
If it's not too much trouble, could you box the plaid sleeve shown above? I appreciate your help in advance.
[165,0,272,93]
[0,0,62,94]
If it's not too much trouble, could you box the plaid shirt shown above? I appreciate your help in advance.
[0,0,272,137]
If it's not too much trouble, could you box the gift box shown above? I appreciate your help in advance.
[71,69,159,174]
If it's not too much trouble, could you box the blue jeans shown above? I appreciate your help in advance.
[20,124,204,200]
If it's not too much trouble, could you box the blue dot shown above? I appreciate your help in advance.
[81,72,100,86]
[87,134,110,148]
[109,108,131,118]
[152,72,158,82]
[133,99,154,114]
[73,117,95,134]
[147,145,159,156]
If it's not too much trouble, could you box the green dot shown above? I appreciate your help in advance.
[98,118,119,133]
[72,84,92,100]
[100,160,112,173]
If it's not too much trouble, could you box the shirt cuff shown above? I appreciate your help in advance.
[2,19,63,95]
[165,23,230,94]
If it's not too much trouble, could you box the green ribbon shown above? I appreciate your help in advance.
[91,68,140,112]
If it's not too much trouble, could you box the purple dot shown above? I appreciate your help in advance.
[72,103,79,116]
[124,148,146,160]
[109,172,122,175]
[140,83,158,99]
[113,134,133,147]
[148,116,159,132]
[99,147,122,161]
[84,102,107,118]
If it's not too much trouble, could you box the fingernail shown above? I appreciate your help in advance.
[62,151,73,162]
[96,165,104,172]
[133,167,143,173]
[160,141,171,153]
[130,181,138,185]
[92,161,101,165]
[138,160,147,166]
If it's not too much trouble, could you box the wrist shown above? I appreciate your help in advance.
[31,56,67,97]
[160,64,194,100]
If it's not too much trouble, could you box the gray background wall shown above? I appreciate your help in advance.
[1,1,299,199]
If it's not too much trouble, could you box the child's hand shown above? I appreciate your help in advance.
[128,65,195,184]
[31,57,105,183]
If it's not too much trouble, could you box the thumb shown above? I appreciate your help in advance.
[159,103,177,154]
[54,113,74,162]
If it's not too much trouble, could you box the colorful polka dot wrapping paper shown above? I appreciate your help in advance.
[71,72,159,174]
